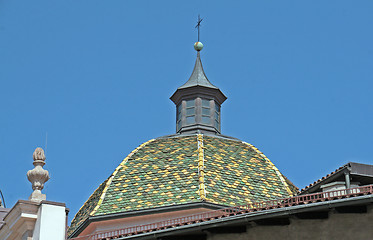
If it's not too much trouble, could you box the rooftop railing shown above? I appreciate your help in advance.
[71,184,373,240]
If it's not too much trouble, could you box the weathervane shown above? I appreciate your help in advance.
[194,15,204,52]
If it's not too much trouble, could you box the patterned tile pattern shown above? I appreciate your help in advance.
[282,174,299,194]
[203,136,294,205]
[69,134,297,237]
[95,136,200,215]
[68,179,108,236]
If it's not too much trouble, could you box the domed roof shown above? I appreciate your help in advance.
[69,134,297,236]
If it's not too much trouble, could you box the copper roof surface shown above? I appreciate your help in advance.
[177,52,218,90]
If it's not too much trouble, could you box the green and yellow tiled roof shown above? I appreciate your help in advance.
[69,134,297,236]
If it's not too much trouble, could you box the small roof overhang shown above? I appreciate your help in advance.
[300,162,373,195]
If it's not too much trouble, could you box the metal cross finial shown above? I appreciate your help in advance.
[195,15,203,42]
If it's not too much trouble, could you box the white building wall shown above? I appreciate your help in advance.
[33,203,66,240]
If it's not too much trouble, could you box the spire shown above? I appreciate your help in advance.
[170,17,227,135]
[178,14,217,89]
[170,43,227,135]
[178,51,218,90]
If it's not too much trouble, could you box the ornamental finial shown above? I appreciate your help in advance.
[27,147,49,203]
[194,15,204,51]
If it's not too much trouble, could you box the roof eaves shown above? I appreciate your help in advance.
[112,194,373,240]
[68,201,228,238]
[299,164,349,194]
[349,162,373,177]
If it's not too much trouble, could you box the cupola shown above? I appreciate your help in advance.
[170,42,227,134]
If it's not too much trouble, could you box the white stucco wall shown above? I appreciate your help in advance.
[33,203,66,240]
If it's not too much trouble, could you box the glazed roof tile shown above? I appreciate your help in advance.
[69,134,297,237]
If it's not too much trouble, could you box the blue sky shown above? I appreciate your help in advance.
[1,1,372,223]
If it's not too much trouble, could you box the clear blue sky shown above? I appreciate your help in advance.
[1,1,372,223]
